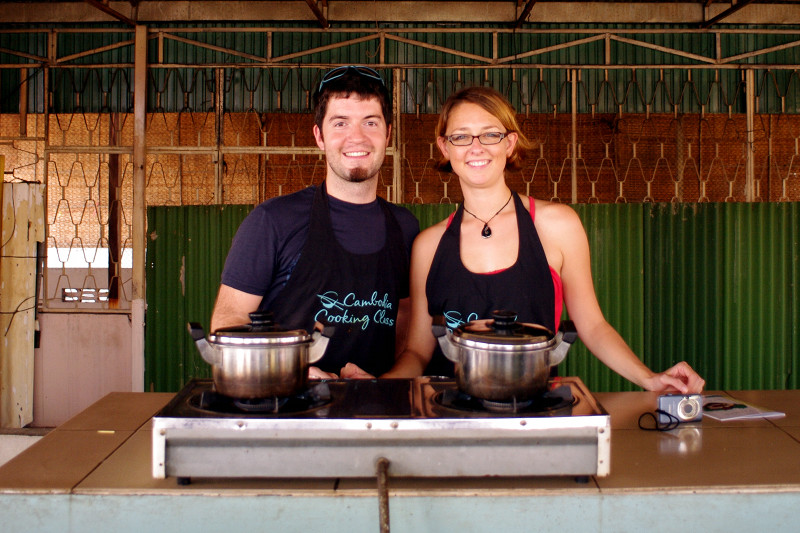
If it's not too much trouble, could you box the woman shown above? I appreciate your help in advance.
[346,85,704,394]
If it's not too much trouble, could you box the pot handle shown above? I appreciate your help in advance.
[187,322,220,366]
[431,315,459,363]
[431,315,448,339]
[548,320,577,366]
[308,324,335,364]
[187,322,206,342]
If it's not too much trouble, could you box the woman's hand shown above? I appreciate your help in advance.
[643,361,706,394]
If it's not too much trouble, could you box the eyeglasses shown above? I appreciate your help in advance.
[445,132,507,146]
[318,66,385,91]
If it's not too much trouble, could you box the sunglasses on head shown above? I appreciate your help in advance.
[318,65,385,91]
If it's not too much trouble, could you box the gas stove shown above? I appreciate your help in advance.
[152,377,610,480]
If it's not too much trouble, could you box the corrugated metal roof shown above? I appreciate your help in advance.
[5,24,800,113]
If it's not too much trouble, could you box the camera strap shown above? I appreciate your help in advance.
[637,410,681,431]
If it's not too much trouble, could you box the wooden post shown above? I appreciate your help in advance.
[571,69,578,204]
[392,67,402,203]
[131,24,147,392]
[0,179,45,428]
[108,114,121,304]
[745,68,756,202]
[19,68,28,136]
[214,68,224,204]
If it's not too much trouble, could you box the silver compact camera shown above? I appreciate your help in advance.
[657,394,703,424]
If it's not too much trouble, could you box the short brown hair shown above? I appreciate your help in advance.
[312,67,392,132]
[436,86,534,173]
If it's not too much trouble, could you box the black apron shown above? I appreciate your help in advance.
[267,182,409,376]
[424,191,556,376]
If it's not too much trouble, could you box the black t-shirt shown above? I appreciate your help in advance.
[221,186,419,310]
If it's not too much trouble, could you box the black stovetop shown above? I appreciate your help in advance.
[155,377,603,420]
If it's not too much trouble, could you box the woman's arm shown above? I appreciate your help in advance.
[379,224,444,378]
[538,202,704,393]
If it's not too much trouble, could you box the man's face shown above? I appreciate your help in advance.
[313,94,390,184]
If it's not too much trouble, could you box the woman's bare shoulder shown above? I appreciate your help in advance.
[412,218,449,253]
[530,197,582,228]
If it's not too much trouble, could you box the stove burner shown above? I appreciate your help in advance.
[479,397,534,413]
[189,382,332,416]
[434,385,576,416]
[232,396,289,413]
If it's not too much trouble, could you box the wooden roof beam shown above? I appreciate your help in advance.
[701,0,756,29]
[304,0,329,29]
[514,0,537,29]
[84,0,137,26]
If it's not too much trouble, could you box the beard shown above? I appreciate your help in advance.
[343,166,374,183]
[327,155,382,184]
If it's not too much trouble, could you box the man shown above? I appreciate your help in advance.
[210,66,420,379]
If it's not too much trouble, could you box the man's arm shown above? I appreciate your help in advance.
[209,284,263,332]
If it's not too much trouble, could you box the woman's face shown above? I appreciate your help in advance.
[436,102,517,187]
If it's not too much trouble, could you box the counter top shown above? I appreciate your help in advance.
[594,390,800,491]
[2,388,799,532]
[3,389,800,494]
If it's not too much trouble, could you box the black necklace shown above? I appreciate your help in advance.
[462,192,513,239]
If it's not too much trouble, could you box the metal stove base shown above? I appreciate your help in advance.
[152,416,611,479]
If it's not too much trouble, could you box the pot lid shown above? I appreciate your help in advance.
[208,311,313,346]
[449,310,555,349]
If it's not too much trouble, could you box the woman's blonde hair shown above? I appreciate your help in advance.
[436,86,535,173]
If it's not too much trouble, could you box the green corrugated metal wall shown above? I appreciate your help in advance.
[145,202,798,393]
[564,204,645,392]
[643,203,724,389]
[721,203,797,389]
[144,205,251,392]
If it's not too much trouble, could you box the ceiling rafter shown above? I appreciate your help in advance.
[84,0,137,26]
[700,0,757,28]
[514,0,537,29]
[10,26,800,71]
[304,0,329,29]
[6,2,800,26]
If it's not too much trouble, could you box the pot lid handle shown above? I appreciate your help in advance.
[491,310,520,336]
[248,310,276,332]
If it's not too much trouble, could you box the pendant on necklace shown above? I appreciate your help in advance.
[463,191,513,240]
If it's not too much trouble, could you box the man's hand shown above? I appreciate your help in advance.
[339,363,375,379]
[308,366,338,380]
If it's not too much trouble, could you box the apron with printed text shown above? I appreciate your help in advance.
[267,182,409,376]
[424,191,556,376]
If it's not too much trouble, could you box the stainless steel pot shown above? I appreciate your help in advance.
[188,312,333,399]
[432,310,578,401]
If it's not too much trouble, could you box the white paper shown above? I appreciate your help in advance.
[703,394,786,421]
